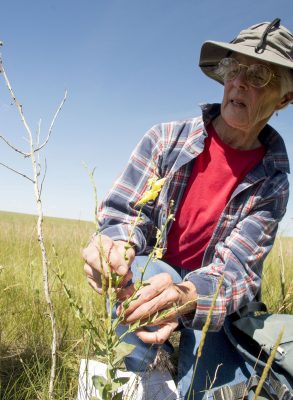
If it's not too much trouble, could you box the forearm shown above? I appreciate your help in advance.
[182,207,284,331]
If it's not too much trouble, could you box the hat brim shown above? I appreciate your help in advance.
[199,40,293,84]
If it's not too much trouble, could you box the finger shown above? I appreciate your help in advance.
[115,240,135,265]
[123,273,174,316]
[107,245,129,276]
[96,235,130,277]
[120,269,133,288]
[84,263,102,286]
[124,284,179,323]
[135,321,178,344]
[84,235,127,279]
[83,243,102,272]
[116,283,136,303]
[87,276,102,294]
[141,309,178,326]
[83,237,112,277]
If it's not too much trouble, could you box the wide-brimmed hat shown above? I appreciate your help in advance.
[199,18,293,86]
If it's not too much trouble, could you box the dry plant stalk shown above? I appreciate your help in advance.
[187,274,225,400]
[253,327,284,400]
[0,49,66,399]
[278,278,293,313]
[278,237,286,302]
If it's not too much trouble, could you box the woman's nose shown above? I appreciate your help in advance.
[232,68,249,89]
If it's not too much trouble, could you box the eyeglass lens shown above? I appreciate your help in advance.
[216,58,273,88]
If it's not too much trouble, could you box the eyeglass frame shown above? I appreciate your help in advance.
[215,57,280,88]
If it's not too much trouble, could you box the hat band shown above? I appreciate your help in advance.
[255,18,281,53]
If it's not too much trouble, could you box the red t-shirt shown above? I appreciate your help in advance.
[163,123,265,270]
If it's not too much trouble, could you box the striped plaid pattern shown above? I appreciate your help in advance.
[98,103,289,331]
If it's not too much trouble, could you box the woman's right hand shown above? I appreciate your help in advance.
[83,234,135,294]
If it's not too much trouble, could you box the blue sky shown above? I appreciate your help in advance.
[0,1,293,234]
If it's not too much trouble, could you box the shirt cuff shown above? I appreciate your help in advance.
[99,224,147,255]
[182,270,227,331]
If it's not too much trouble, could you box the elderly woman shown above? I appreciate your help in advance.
[83,19,293,399]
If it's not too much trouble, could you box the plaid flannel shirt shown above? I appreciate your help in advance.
[98,103,290,331]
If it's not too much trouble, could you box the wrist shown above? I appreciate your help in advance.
[176,281,197,315]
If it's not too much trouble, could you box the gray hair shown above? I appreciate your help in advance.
[279,66,293,97]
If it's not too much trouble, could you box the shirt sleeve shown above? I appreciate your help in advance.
[97,124,164,254]
[181,174,289,331]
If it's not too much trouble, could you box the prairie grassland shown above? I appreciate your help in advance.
[262,235,293,313]
[0,211,292,399]
[0,211,98,399]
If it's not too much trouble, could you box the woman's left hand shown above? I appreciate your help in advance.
[117,272,197,344]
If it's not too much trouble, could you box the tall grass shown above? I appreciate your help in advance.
[0,210,292,398]
[262,236,293,313]
[0,211,98,399]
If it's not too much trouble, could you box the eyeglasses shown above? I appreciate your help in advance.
[216,57,279,88]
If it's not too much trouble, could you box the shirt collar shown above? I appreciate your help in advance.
[200,103,290,175]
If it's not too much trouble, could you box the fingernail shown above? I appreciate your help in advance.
[117,265,127,275]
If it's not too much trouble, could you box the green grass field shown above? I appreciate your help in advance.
[0,211,99,399]
[0,210,292,399]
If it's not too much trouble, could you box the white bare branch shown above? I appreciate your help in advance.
[34,91,67,153]
[0,51,63,399]
[40,158,47,197]
[0,161,35,183]
[36,119,42,146]
[0,59,34,149]
[0,134,30,157]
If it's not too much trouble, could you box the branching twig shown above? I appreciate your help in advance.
[34,91,67,153]
[0,60,33,145]
[39,158,47,197]
[36,119,42,147]
[0,161,35,182]
[0,134,30,157]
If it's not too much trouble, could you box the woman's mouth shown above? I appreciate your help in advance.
[231,99,246,107]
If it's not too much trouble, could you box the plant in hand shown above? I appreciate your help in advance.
[59,173,178,399]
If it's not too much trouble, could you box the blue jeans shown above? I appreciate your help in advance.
[116,256,254,399]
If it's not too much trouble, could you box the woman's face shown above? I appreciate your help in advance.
[220,54,284,134]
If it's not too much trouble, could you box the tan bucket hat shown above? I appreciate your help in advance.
[199,18,293,86]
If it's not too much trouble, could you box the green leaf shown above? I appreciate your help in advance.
[129,294,140,302]
[108,377,130,393]
[106,366,115,381]
[113,377,130,385]
[113,341,136,364]
[112,392,123,400]
[109,381,124,392]
[141,282,151,287]
[110,272,123,287]
[122,300,130,310]
[128,320,143,331]
[92,375,107,386]
[102,383,114,398]
[92,375,106,395]
[115,342,136,357]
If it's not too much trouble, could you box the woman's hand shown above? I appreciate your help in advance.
[117,272,197,344]
[83,234,135,294]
